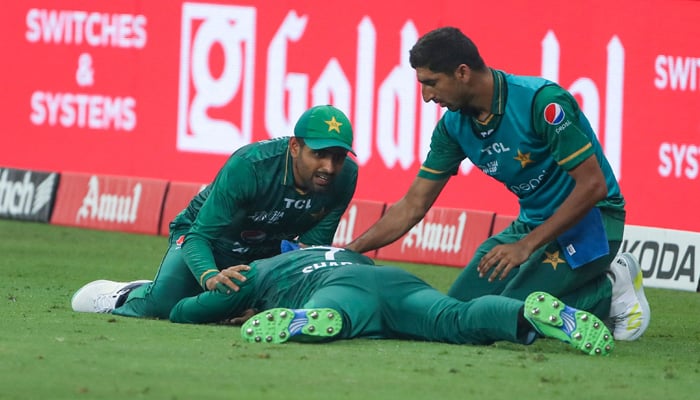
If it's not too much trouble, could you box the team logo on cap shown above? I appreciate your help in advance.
[324,116,342,133]
[543,103,565,125]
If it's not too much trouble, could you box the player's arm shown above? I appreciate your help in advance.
[479,86,608,280]
[182,156,256,290]
[345,176,448,254]
[346,119,462,254]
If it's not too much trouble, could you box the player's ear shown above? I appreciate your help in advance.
[289,137,302,157]
[455,64,470,81]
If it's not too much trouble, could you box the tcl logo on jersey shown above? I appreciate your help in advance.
[284,198,312,209]
[177,3,256,154]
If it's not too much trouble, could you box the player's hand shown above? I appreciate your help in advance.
[477,242,531,282]
[205,265,251,293]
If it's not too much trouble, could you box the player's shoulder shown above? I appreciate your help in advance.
[235,137,289,159]
[341,155,359,174]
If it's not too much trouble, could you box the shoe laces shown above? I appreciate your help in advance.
[94,287,130,313]
[93,293,119,313]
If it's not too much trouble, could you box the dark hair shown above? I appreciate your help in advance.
[409,27,486,74]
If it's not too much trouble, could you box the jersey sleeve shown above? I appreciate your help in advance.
[417,118,465,180]
[532,85,595,171]
[182,156,256,287]
[298,160,358,245]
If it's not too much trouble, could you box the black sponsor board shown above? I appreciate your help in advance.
[0,167,59,223]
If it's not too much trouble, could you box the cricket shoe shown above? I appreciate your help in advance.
[609,252,651,341]
[241,308,342,344]
[71,279,151,313]
[524,291,614,356]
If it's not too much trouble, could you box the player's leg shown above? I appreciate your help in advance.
[380,266,524,344]
[446,229,522,301]
[112,236,203,319]
[607,252,651,340]
[241,267,382,343]
[499,240,620,320]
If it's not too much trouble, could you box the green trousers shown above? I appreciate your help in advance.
[447,213,625,319]
[112,232,254,322]
[299,266,526,345]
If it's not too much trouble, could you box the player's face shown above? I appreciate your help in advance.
[415,65,473,112]
[290,139,347,193]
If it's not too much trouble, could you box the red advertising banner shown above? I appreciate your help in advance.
[159,181,207,236]
[51,172,168,235]
[2,1,699,232]
[376,207,494,267]
[331,199,385,257]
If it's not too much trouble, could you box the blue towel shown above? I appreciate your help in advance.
[280,240,300,253]
[556,208,609,269]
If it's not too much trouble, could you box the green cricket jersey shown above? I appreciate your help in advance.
[171,137,358,286]
[418,69,625,227]
[249,246,375,311]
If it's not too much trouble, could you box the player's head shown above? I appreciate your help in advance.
[290,105,354,193]
[409,27,487,113]
[293,105,355,155]
[409,27,486,74]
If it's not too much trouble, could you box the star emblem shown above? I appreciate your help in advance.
[514,149,534,168]
[542,250,565,270]
[325,116,342,133]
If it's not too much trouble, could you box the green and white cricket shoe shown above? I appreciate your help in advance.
[241,308,342,344]
[524,291,614,356]
[71,279,151,313]
[609,252,651,341]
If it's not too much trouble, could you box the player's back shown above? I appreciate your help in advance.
[250,247,374,309]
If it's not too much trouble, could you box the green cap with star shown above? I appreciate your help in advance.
[294,105,355,155]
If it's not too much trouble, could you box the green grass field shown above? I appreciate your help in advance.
[1,219,699,400]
